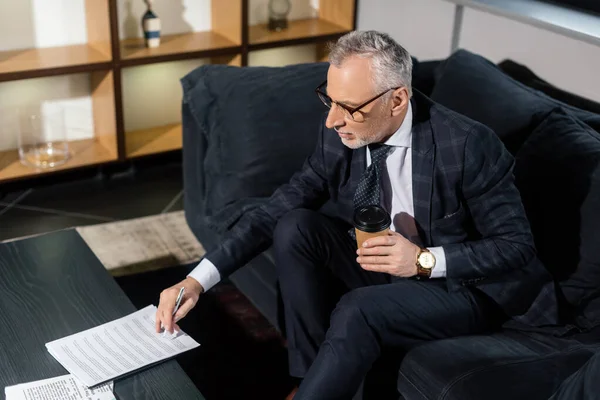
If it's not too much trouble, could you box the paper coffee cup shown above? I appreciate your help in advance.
[353,205,392,248]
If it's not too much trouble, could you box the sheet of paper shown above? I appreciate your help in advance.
[5,374,114,400]
[45,305,200,387]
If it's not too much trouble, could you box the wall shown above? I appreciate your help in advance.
[357,0,600,103]
[121,59,207,132]
[460,7,600,103]
[0,0,87,51]
[357,0,456,60]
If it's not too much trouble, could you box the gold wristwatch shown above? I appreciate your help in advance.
[416,248,436,278]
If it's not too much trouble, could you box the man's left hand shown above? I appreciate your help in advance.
[356,231,420,277]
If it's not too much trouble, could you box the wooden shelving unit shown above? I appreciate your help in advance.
[249,0,355,49]
[0,0,357,184]
[126,124,183,158]
[0,139,117,181]
[249,18,348,47]
[0,44,112,82]
[120,31,239,63]
[0,68,119,182]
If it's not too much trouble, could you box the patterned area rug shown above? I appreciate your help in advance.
[77,211,206,277]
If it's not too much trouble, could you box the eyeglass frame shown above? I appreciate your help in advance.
[315,80,401,121]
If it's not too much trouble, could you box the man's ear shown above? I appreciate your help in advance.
[390,87,409,117]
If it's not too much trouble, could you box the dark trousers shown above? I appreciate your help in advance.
[273,209,506,400]
[549,351,600,400]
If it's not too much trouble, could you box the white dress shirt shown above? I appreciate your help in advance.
[367,102,446,278]
[189,101,446,291]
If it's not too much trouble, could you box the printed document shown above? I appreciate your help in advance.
[5,374,114,400]
[45,305,200,387]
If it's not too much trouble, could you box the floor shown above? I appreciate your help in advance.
[0,161,184,242]
[0,158,294,399]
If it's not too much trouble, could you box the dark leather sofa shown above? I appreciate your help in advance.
[180,49,600,399]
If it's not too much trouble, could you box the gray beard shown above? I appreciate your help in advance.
[341,136,370,149]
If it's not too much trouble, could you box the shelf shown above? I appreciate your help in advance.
[248,18,350,49]
[125,124,182,158]
[0,44,112,82]
[119,31,240,65]
[0,139,117,182]
[0,0,356,183]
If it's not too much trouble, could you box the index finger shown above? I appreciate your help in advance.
[158,291,177,333]
[363,235,395,248]
[155,309,162,333]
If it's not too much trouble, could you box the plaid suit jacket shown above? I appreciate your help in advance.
[206,90,554,321]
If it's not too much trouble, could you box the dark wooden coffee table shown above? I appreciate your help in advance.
[0,229,205,399]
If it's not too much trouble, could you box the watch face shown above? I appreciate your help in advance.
[419,252,436,269]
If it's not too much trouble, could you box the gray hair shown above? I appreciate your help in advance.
[328,30,413,98]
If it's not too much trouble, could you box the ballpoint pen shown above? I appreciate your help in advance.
[160,287,185,335]
[173,287,185,317]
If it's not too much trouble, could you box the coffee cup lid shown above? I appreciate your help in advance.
[353,205,391,233]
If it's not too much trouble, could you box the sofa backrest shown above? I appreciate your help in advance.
[181,62,329,231]
[515,107,600,327]
[430,49,600,154]
[430,49,600,327]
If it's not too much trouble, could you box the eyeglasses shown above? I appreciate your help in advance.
[315,80,400,122]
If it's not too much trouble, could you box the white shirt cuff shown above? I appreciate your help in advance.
[428,246,447,278]
[187,258,221,292]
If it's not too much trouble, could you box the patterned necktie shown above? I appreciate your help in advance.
[353,143,393,209]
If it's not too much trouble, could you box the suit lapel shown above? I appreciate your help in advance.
[411,94,435,246]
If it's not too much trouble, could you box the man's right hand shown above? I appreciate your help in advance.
[155,277,204,334]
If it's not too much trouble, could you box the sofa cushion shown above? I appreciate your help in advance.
[398,331,597,400]
[513,108,600,328]
[181,62,330,229]
[498,59,600,115]
[430,50,600,154]
[412,59,441,97]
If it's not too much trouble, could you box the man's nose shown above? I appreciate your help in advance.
[325,104,345,130]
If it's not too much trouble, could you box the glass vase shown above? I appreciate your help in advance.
[17,107,70,169]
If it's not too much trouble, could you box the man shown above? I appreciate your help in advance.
[156,31,550,398]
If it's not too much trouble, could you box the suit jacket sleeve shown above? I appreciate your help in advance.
[444,124,536,280]
[204,122,330,279]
